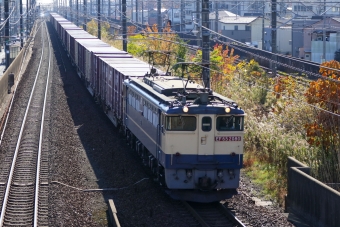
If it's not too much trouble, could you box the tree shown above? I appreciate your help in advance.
[304,60,340,146]
[127,24,187,70]
[304,60,340,183]
[191,44,239,91]
[86,19,110,39]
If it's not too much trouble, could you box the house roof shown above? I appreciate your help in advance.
[219,16,258,24]
[332,17,340,23]
[209,10,239,20]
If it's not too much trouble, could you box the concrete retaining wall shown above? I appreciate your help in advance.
[287,156,340,227]
[0,28,34,121]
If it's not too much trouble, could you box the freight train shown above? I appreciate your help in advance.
[49,13,245,203]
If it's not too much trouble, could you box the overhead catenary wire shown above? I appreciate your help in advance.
[51,9,340,116]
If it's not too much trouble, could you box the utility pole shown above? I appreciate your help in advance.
[90,0,92,17]
[271,0,277,76]
[83,0,87,31]
[64,0,67,18]
[119,0,121,21]
[20,0,23,48]
[97,0,101,39]
[76,0,79,26]
[202,0,210,88]
[128,0,133,22]
[322,0,326,63]
[180,0,184,32]
[215,0,218,33]
[171,1,173,29]
[157,0,161,31]
[196,0,200,47]
[122,0,126,51]
[322,17,326,62]
[26,0,29,37]
[135,0,138,23]
[108,0,110,21]
[0,2,2,52]
[5,0,9,69]
[262,0,265,50]
[70,0,73,23]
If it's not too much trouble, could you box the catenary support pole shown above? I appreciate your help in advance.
[215,0,218,33]
[271,0,277,76]
[20,0,23,48]
[202,0,210,88]
[83,0,87,31]
[5,0,9,69]
[97,0,101,39]
[196,0,200,47]
[180,0,184,32]
[122,0,126,51]
[135,0,138,24]
[262,0,265,50]
[157,0,161,31]
[0,2,2,52]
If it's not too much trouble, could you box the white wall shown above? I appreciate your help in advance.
[250,18,270,46]
[311,33,340,63]
[276,27,292,54]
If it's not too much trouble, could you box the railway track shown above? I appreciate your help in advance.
[182,201,246,227]
[0,20,51,226]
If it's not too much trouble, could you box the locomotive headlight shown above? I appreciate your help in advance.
[225,107,231,113]
[186,169,192,178]
[183,106,189,113]
[217,170,223,178]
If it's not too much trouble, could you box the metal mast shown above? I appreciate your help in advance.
[5,0,9,69]
[83,0,87,31]
[271,0,277,76]
[157,0,161,30]
[122,0,126,51]
[202,0,210,88]
[97,0,101,39]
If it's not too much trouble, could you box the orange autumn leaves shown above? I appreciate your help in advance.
[304,60,340,147]
[273,76,297,99]
[305,60,340,112]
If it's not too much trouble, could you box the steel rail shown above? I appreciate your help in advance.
[34,20,52,227]
[0,21,41,146]
[0,20,50,226]
[182,201,247,227]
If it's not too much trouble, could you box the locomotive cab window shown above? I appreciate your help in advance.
[216,116,244,131]
[165,116,196,131]
[201,117,212,131]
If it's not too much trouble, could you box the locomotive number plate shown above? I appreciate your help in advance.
[215,136,241,141]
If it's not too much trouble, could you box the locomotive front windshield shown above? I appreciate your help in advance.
[216,116,244,131]
[165,116,196,131]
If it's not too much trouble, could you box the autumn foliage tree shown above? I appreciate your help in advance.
[86,19,111,39]
[127,24,186,69]
[304,60,340,183]
[304,60,340,147]
[191,44,239,92]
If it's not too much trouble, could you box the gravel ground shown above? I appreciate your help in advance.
[1,19,300,227]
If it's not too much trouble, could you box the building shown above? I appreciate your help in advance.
[291,1,340,18]
[263,26,292,54]
[209,10,239,32]
[292,17,340,62]
[217,16,270,49]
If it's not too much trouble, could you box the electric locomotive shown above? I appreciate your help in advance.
[123,73,245,202]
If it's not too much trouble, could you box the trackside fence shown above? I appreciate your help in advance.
[287,156,340,227]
